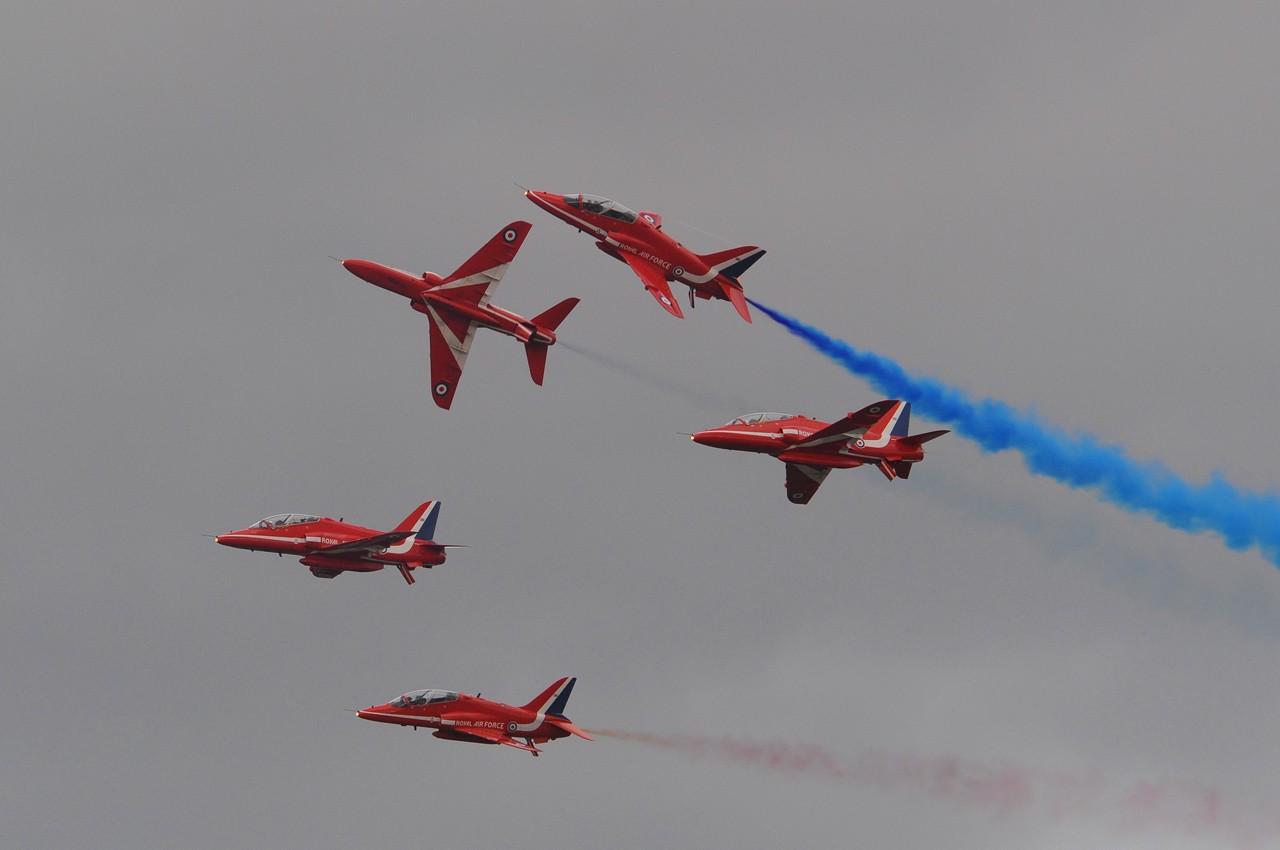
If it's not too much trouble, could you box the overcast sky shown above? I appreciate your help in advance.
[5,2,1280,848]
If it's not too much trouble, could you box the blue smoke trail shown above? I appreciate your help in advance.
[747,298,1280,566]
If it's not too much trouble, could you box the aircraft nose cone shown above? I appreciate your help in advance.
[691,429,740,450]
[525,190,556,208]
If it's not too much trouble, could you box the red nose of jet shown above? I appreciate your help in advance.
[691,428,775,452]
[341,258,377,281]
[524,190,560,210]
[691,429,728,448]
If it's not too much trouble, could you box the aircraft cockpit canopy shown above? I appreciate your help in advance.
[389,689,459,708]
[253,514,321,529]
[728,413,796,426]
[563,194,637,223]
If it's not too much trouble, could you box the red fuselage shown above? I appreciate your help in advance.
[357,693,569,742]
[341,259,557,346]
[692,415,929,469]
[525,190,761,320]
[356,678,591,755]
[215,513,445,579]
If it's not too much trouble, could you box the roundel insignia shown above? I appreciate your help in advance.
[789,491,806,502]
[503,228,518,243]
[673,266,685,278]
[434,382,450,397]
[642,213,655,224]
[855,438,866,448]
[868,406,882,414]
[660,295,672,305]
[507,721,518,733]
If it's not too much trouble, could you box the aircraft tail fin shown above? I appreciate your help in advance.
[523,676,577,715]
[861,401,910,444]
[891,401,912,438]
[698,246,766,281]
[391,500,441,540]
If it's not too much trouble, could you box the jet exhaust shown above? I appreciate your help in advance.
[747,298,1280,568]
[589,729,1280,846]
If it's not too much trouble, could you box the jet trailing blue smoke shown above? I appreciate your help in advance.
[747,298,1280,566]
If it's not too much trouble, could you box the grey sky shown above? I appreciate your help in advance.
[4,2,1280,848]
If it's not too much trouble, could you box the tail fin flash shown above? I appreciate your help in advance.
[545,677,576,717]
[415,501,441,541]
[862,401,909,444]
[698,246,766,281]
[392,501,439,536]
[891,401,912,438]
[523,677,576,714]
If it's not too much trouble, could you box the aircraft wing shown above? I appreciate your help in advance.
[423,303,480,410]
[436,221,532,308]
[795,402,898,449]
[785,463,835,505]
[317,530,415,556]
[451,725,541,754]
[620,251,684,318]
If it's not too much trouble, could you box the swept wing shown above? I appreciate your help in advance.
[620,251,684,318]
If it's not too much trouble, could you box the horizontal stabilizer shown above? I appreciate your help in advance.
[546,716,594,741]
[530,297,580,332]
[900,429,949,447]
[719,279,752,322]
[526,342,549,385]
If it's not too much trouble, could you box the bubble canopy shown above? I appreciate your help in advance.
[389,689,458,707]
[727,413,795,426]
[563,194,638,223]
[252,514,321,529]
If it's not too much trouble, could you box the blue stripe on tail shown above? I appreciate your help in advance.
[546,677,576,717]
[891,402,912,438]
[720,250,765,281]
[416,502,441,541]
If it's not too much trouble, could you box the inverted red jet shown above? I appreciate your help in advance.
[215,501,451,585]
[524,190,764,322]
[356,677,592,756]
[691,401,949,504]
[342,221,579,409]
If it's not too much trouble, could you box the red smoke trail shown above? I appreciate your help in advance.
[588,730,1280,848]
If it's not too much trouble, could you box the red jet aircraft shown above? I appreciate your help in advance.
[524,190,764,322]
[356,677,592,756]
[691,401,949,504]
[215,501,451,585]
[342,221,579,409]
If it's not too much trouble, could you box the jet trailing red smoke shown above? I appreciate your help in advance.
[588,730,1280,848]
